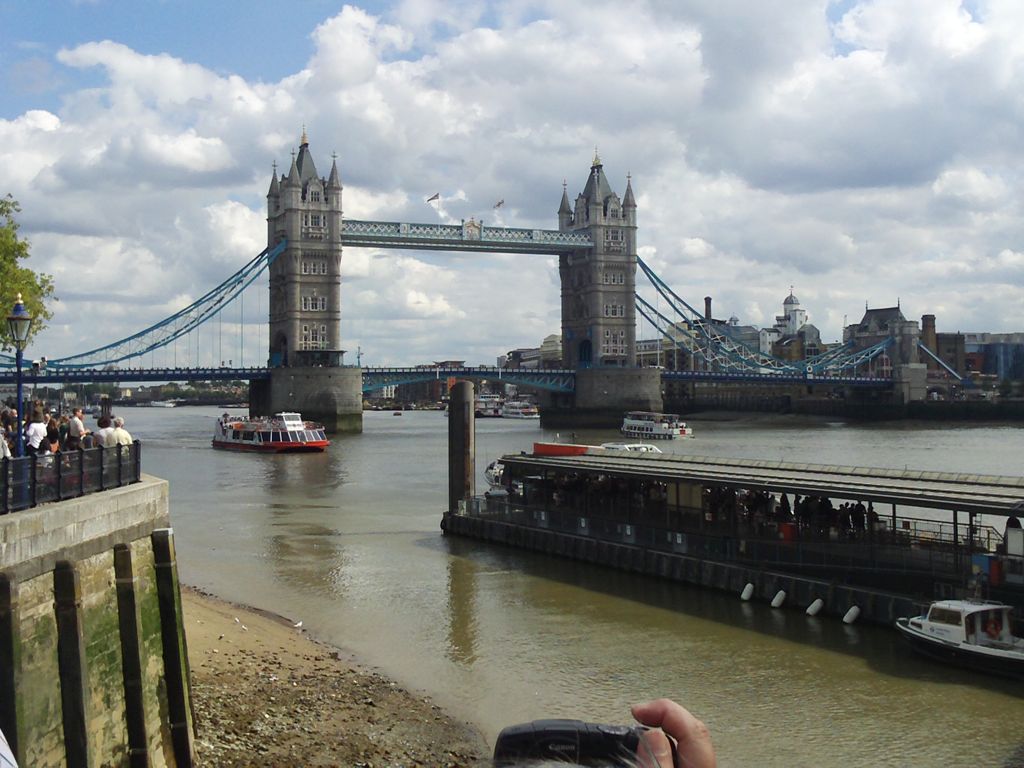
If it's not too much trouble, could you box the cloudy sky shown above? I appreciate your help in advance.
[2,0,1022,368]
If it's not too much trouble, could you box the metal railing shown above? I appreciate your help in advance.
[464,495,986,587]
[0,441,142,514]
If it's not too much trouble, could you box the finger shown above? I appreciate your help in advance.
[632,699,716,768]
[637,727,676,768]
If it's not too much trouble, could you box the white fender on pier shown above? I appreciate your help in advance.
[771,590,786,608]
[843,605,861,624]
[740,583,754,601]
[805,598,824,616]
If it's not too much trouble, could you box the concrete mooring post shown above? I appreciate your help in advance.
[448,381,475,515]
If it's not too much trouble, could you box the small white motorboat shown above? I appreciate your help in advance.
[598,442,664,454]
[896,599,1024,678]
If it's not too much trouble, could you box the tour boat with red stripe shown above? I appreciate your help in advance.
[212,412,330,453]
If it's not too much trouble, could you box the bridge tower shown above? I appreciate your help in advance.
[266,129,343,365]
[254,130,362,432]
[550,153,661,423]
[558,151,639,368]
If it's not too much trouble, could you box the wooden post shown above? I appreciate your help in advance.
[151,529,195,768]
[113,544,151,768]
[447,381,475,516]
[53,561,93,768]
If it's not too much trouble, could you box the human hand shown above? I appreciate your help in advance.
[632,698,716,768]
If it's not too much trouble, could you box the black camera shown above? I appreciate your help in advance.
[493,718,675,767]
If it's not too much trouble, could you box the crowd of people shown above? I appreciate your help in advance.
[0,403,133,459]
[705,487,879,539]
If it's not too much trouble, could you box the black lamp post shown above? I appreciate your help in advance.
[7,293,33,457]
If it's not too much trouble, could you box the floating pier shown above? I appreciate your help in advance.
[443,447,1024,627]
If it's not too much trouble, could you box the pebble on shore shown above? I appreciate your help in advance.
[183,587,489,767]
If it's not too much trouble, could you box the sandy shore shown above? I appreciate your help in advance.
[182,586,489,767]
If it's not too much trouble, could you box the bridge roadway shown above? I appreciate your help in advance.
[0,364,893,393]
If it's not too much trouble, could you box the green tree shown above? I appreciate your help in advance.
[0,195,56,351]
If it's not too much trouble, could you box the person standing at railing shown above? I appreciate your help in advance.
[94,416,114,447]
[110,417,133,447]
[25,409,46,453]
[0,430,10,460]
[65,407,90,450]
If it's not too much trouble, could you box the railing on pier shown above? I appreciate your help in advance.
[462,495,995,590]
[0,442,142,514]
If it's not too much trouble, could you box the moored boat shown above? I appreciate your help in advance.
[620,411,693,439]
[475,394,505,418]
[598,442,664,454]
[895,599,1024,678]
[212,412,330,453]
[502,401,540,419]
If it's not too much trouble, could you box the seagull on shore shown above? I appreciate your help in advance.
[293,620,303,629]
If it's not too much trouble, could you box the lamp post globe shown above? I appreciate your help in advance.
[7,293,34,458]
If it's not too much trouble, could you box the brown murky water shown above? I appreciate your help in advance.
[132,407,1024,767]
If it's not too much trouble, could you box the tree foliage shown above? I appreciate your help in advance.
[0,195,56,351]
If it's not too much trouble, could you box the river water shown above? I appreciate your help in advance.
[129,406,1024,767]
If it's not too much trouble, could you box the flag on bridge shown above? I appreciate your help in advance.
[426,193,440,203]
[494,199,504,209]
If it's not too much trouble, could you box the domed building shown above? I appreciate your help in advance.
[759,290,822,361]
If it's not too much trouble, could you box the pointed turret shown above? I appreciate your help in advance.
[622,174,636,225]
[623,174,636,208]
[268,161,280,196]
[284,150,300,187]
[557,180,572,229]
[327,155,341,189]
[294,128,319,185]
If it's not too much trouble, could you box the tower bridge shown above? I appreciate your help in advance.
[3,132,945,430]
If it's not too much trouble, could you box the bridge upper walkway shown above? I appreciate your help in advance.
[340,219,592,253]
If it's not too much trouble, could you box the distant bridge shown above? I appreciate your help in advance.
[0,364,893,393]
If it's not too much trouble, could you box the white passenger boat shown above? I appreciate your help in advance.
[896,599,1024,678]
[501,401,540,419]
[475,394,505,418]
[620,411,693,439]
[212,412,330,453]
[598,442,664,454]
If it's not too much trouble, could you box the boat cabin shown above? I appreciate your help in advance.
[914,600,1014,647]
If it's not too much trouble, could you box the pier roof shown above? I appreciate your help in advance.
[502,452,1024,517]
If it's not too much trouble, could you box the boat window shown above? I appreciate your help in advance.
[927,607,962,626]
[259,432,271,442]
[288,431,299,441]
[232,430,241,439]
[242,431,254,441]
[982,610,1004,639]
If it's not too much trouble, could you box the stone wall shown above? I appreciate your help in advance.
[268,365,363,433]
[0,475,195,768]
[543,367,663,428]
